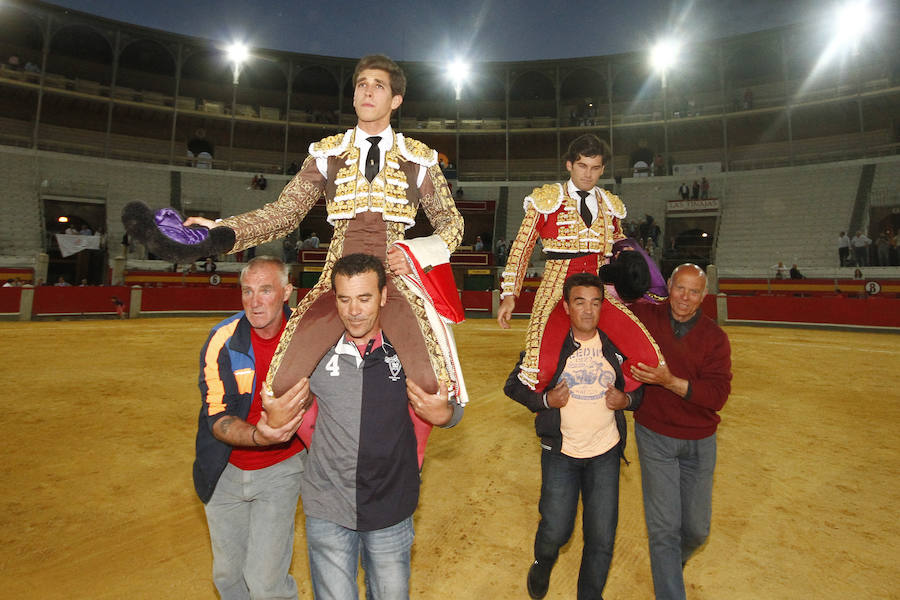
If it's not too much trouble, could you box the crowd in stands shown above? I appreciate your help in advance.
[677,178,711,200]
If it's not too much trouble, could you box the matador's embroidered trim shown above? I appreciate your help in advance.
[517,258,570,389]
[599,189,626,219]
[396,134,438,167]
[524,183,564,214]
[309,129,353,157]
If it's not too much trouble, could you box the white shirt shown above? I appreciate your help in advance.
[315,125,426,187]
[566,179,598,225]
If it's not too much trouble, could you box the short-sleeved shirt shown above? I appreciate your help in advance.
[559,333,620,458]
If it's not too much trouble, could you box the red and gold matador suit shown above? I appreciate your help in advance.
[219,128,465,410]
[501,182,661,392]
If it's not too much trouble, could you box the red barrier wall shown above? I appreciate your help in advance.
[725,294,900,327]
[32,286,131,315]
[461,290,491,312]
[0,288,22,312]
[141,287,242,312]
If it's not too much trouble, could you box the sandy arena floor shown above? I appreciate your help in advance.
[1,317,898,599]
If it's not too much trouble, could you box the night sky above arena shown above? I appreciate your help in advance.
[47,0,830,62]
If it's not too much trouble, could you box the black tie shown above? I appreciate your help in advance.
[365,136,381,182]
[577,190,592,225]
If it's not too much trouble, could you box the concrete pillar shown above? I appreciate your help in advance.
[716,292,728,326]
[706,263,719,294]
[491,289,500,319]
[18,284,34,321]
[129,286,142,319]
[289,288,298,309]
[34,252,49,286]
[111,255,126,286]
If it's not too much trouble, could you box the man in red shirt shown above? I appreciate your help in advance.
[630,264,732,600]
[193,256,310,599]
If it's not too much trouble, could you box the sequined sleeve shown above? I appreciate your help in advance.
[220,156,325,252]
[500,204,541,299]
[417,165,463,252]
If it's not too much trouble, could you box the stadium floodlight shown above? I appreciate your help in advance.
[446,59,470,101]
[833,0,873,52]
[226,42,249,84]
[650,38,680,76]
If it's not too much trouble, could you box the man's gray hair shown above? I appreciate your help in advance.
[239,255,290,286]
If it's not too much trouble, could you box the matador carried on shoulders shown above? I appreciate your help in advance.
[497,133,666,393]
[123,54,466,443]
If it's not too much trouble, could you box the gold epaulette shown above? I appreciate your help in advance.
[599,189,626,219]
[309,129,353,158]
[396,134,438,167]
[524,183,564,214]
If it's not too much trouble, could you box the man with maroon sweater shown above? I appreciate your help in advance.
[629,263,732,600]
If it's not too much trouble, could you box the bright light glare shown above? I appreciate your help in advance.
[226,42,249,65]
[446,60,470,85]
[58,216,68,223]
[650,38,680,73]
[833,1,873,45]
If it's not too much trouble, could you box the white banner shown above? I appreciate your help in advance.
[56,234,100,257]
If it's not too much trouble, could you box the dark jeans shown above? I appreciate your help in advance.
[534,446,620,600]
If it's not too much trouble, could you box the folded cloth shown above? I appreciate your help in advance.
[122,201,236,263]
[154,208,209,244]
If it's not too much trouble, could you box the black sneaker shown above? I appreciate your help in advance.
[527,560,551,599]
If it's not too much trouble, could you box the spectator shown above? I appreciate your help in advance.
[496,237,508,266]
[250,174,260,189]
[639,215,661,249]
[287,161,300,175]
[257,174,268,190]
[691,180,700,200]
[678,182,690,200]
[789,264,804,279]
[2,279,13,287]
[79,278,89,286]
[700,177,710,199]
[202,257,217,273]
[111,296,125,319]
[79,224,93,235]
[837,231,851,266]
[55,276,71,286]
[771,261,789,279]
[851,230,871,267]
[875,228,893,266]
[853,268,864,279]
[65,224,77,235]
[24,61,39,73]
[474,235,484,252]
[302,232,320,249]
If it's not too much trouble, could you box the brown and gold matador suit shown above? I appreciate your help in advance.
[220,128,463,400]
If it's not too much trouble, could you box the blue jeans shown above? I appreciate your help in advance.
[305,515,414,600]
[635,423,716,600]
[534,446,620,600]
[203,452,305,600]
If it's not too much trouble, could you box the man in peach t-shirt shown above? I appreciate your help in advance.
[505,272,643,599]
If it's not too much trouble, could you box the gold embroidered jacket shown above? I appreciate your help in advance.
[501,183,626,299]
[221,129,463,253]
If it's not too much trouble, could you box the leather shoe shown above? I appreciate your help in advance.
[527,560,551,599]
